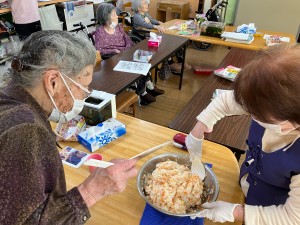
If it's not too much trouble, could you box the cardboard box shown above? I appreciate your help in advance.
[78,118,126,152]
[148,36,162,47]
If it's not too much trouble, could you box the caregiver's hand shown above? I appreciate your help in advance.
[191,201,243,223]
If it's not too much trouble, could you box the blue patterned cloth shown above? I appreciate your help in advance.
[140,203,204,225]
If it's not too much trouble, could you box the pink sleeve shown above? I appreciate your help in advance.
[94,28,102,52]
[119,26,133,49]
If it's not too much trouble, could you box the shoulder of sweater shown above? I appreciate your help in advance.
[0,102,47,134]
[116,25,124,32]
[134,13,142,18]
[95,25,105,33]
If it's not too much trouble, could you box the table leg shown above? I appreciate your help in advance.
[228,147,245,162]
[154,67,158,84]
[179,43,187,90]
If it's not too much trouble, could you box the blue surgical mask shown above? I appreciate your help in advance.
[47,72,90,123]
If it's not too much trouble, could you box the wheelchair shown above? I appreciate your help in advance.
[192,0,228,51]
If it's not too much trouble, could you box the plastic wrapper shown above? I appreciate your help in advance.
[133,49,153,63]
[55,115,86,142]
[265,35,291,46]
[236,23,256,34]
[214,65,241,82]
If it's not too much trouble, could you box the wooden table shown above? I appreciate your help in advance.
[169,48,258,160]
[161,19,296,50]
[59,113,244,225]
[91,33,189,94]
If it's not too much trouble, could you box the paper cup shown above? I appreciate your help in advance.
[86,153,103,173]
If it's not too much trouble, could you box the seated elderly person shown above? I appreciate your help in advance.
[94,3,133,57]
[95,3,165,105]
[0,30,138,224]
[132,0,165,33]
[131,0,190,73]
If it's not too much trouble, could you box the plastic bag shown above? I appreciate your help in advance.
[158,60,172,80]
[55,115,86,141]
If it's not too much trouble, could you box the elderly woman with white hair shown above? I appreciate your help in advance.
[132,0,165,32]
[0,30,138,224]
[95,3,165,105]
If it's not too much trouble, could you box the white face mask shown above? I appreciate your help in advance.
[109,21,118,29]
[47,73,90,123]
[253,118,299,135]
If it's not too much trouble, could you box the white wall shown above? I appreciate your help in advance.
[235,0,300,36]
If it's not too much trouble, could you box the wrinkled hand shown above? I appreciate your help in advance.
[191,201,240,223]
[78,158,138,207]
[186,132,203,159]
[154,25,165,33]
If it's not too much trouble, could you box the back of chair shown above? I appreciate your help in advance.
[39,5,63,31]
[118,1,133,32]
[95,50,102,65]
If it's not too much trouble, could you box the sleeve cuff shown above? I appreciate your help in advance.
[67,187,91,223]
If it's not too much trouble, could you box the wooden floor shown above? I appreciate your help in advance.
[135,43,230,127]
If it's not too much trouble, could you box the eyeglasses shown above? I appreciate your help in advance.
[62,73,91,94]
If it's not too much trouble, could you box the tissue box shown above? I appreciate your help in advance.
[148,36,162,47]
[77,118,126,152]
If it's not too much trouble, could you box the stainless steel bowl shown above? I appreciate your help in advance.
[137,153,219,217]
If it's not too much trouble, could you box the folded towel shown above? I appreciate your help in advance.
[221,32,252,41]
[140,203,204,225]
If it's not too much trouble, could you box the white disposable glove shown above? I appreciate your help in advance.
[185,132,203,159]
[191,201,240,223]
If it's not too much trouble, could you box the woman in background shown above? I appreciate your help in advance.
[131,0,191,73]
[95,3,165,105]
[94,3,133,56]
[132,0,165,33]
[11,0,41,40]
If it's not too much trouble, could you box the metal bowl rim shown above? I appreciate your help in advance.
[137,153,220,217]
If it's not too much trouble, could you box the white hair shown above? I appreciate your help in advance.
[10,30,96,88]
[96,3,115,26]
[131,0,150,13]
